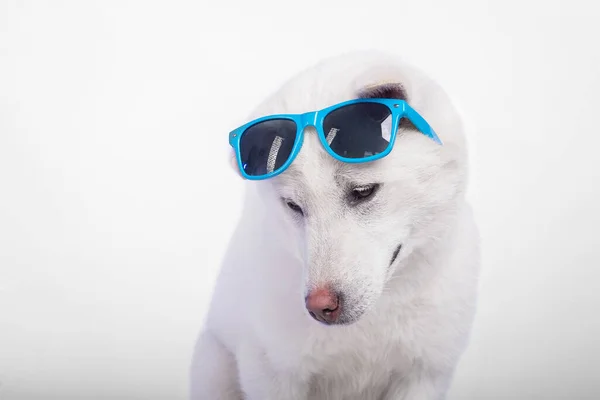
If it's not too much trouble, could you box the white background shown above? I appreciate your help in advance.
[1,1,599,399]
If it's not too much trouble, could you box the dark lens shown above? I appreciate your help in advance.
[323,102,393,159]
[239,119,297,177]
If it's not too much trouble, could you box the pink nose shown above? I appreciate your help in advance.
[305,287,341,325]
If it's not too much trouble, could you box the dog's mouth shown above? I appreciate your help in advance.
[389,243,402,266]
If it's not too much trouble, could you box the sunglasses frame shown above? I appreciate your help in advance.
[228,98,442,180]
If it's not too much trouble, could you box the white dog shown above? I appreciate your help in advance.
[190,50,480,400]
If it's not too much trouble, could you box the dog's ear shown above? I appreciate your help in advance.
[357,82,407,101]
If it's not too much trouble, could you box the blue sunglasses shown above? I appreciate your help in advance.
[229,98,442,180]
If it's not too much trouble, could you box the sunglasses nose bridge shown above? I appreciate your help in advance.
[300,111,318,129]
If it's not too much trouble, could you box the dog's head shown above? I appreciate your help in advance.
[229,51,469,325]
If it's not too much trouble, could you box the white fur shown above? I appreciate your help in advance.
[190,50,481,400]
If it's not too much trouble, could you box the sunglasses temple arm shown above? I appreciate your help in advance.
[404,106,443,145]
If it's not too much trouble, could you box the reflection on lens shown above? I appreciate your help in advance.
[239,119,297,176]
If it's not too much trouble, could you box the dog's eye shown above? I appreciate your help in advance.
[350,184,380,202]
[285,200,304,215]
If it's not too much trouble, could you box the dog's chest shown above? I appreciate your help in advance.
[301,322,415,400]
[305,344,410,400]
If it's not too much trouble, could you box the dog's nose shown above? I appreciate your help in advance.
[305,287,341,325]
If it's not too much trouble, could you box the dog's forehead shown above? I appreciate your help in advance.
[272,130,391,196]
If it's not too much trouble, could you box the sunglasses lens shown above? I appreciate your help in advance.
[323,102,393,159]
[239,118,298,177]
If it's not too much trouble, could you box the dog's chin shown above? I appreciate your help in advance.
[308,311,365,327]
[333,309,368,326]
